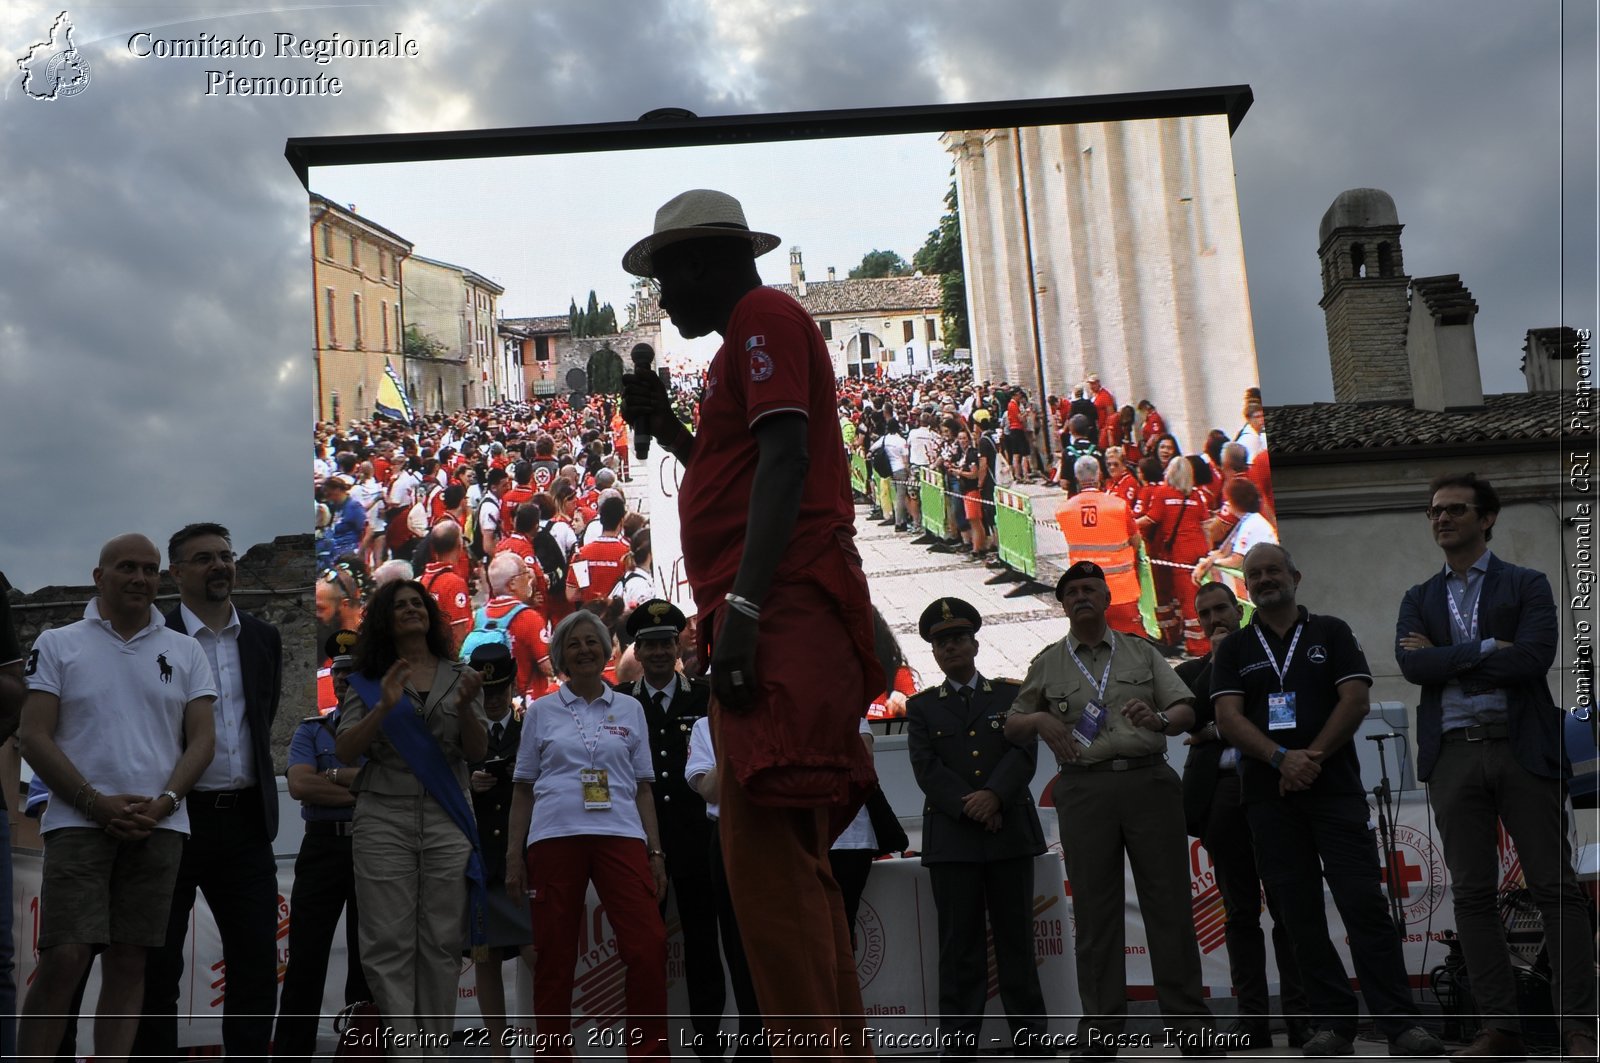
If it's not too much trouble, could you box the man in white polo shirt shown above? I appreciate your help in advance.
[16,533,217,1062]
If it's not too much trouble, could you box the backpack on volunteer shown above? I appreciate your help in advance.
[869,438,894,479]
[458,602,528,662]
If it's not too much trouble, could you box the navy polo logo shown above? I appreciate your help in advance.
[1307,646,1328,664]
[24,649,38,676]
[157,653,173,683]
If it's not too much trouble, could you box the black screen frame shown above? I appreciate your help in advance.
[285,85,1251,186]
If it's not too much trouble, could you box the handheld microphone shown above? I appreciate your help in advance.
[631,343,656,460]
[1364,732,1401,742]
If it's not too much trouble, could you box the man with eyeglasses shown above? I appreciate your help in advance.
[1397,473,1597,1059]
[133,522,285,1063]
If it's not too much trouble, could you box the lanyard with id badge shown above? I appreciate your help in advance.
[567,700,613,811]
[1066,633,1117,748]
[1256,622,1303,733]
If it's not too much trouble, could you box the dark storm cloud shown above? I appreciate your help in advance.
[1,0,1590,589]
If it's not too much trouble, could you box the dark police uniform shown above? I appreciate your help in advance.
[621,598,725,1058]
[1176,650,1307,1043]
[469,704,534,958]
[272,710,370,1063]
[908,673,1047,1056]
[1210,606,1424,1042]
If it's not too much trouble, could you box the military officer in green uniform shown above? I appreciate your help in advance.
[907,597,1047,1060]
[1004,561,1217,1059]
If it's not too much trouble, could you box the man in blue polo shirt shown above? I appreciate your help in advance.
[1212,543,1442,1058]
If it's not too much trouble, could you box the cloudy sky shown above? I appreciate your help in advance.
[1,0,1593,591]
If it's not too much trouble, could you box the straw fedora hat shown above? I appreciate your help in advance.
[621,189,781,277]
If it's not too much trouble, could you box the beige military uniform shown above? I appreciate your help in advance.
[1011,628,1212,1043]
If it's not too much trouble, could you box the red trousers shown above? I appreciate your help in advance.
[716,737,872,1059]
[526,835,669,1060]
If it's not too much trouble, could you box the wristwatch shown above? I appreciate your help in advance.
[1153,710,1171,732]
[1269,747,1288,770]
[160,790,182,816]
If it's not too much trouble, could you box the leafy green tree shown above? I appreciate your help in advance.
[568,298,580,336]
[913,175,970,350]
[402,324,446,359]
[848,249,912,279]
[588,345,625,394]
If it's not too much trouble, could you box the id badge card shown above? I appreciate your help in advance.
[580,768,612,810]
[1072,699,1107,747]
[1267,691,1297,732]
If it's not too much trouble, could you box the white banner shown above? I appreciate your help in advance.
[642,448,696,618]
[9,851,1073,1057]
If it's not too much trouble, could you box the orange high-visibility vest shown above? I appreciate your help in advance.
[1057,489,1140,604]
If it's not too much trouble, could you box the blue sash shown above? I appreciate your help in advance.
[346,669,487,946]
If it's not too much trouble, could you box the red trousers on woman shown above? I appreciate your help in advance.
[526,835,669,1059]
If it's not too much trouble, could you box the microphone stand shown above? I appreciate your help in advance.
[1369,732,1407,938]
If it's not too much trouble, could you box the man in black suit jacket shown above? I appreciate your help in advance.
[621,599,724,1060]
[135,523,283,1063]
[906,597,1046,1060]
[1176,582,1307,1051]
[1397,473,1597,1059]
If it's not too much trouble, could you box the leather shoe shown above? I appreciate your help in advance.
[1221,1019,1271,1051]
[1564,1029,1598,1062]
[1301,1030,1355,1057]
[1452,1028,1523,1060]
[1388,1026,1444,1056]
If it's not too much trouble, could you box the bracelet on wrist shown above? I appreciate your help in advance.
[724,593,761,620]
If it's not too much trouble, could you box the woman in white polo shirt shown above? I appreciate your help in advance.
[506,610,669,1059]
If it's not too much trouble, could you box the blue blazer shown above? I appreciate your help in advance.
[1395,553,1566,783]
[166,606,284,839]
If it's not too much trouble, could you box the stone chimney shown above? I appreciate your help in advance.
[827,267,836,282]
[789,246,805,297]
[1405,274,1483,411]
[1522,326,1583,393]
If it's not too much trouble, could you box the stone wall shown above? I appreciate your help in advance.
[5,534,317,776]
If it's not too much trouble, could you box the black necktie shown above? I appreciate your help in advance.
[652,690,667,717]
[959,686,973,706]
[491,722,503,745]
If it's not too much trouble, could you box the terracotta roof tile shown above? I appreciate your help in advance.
[772,275,941,315]
[1267,391,1572,454]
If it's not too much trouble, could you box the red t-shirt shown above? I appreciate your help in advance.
[1247,449,1276,520]
[1135,485,1211,564]
[501,485,535,528]
[1140,410,1168,453]
[483,595,551,699]
[678,286,855,612]
[1092,387,1118,430]
[1005,398,1025,431]
[567,535,631,602]
[1107,472,1141,509]
[316,662,338,715]
[421,563,472,652]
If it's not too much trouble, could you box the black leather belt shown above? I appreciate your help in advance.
[304,819,355,836]
[1059,752,1165,773]
[190,786,260,810]
[1443,723,1509,743]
